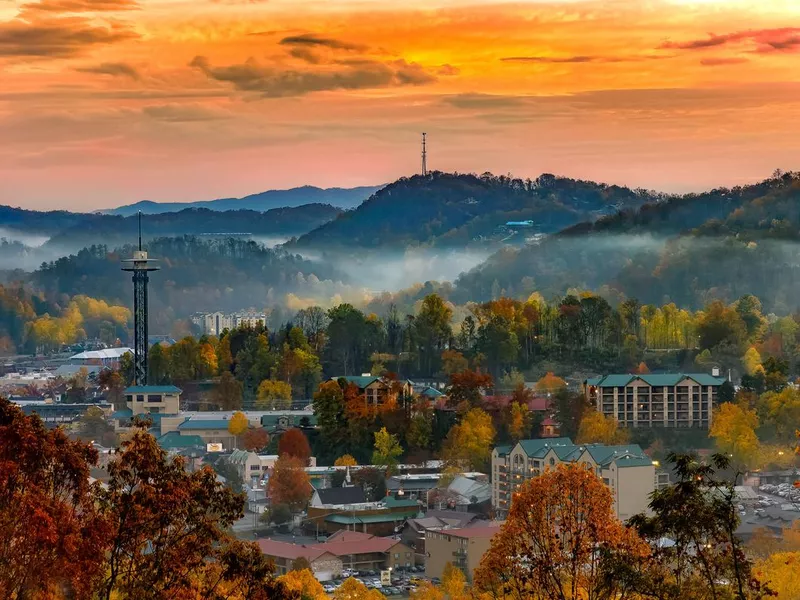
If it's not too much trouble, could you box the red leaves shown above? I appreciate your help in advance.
[277,427,312,465]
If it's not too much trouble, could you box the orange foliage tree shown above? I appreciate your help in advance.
[0,397,107,599]
[242,427,270,452]
[474,463,650,600]
[534,371,567,394]
[447,369,493,411]
[278,568,327,599]
[268,455,311,512]
[278,428,312,465]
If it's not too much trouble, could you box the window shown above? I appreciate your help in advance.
[406,552,410,558]
[250,465,261,471]
[136,394,145,402]
[148,394,162,403]
[549,458,555,466]
[394,553,399,559]
[126,395,133,403]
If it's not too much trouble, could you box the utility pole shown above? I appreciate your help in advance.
[421,132,427,176]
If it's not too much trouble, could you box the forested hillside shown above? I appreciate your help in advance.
[456,172,800,312]
[294,172,658,249]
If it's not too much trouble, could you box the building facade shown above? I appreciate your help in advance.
[192,312,269,336]
[491,438,655,521]
[328,376,414,406]
[584,373,726,429]
[124,385,181,415]
[424,526,499,583]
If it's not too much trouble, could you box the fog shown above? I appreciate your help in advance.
[0,228,50,248]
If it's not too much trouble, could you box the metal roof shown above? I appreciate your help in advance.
[125,385,182,394]
[178,418,231,430]
[587,373,726,388]
[71,347,133,360]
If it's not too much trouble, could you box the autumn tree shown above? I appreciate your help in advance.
[506,400,531,442]
[441,349,468,376]
[743,346,763,376]
[256,379,292,410]
[228,411,249,446]
[334,454,358,467]
[268,455,311,512]
[552,388,591,440]
[755,552,800,599]
[278,568,327,600]
[213,371,243,411]
[474,463,649,600]
[441,562,467,599]
[278,428,312,465]
[98,368,125,409]
[696,300,748,353]
[372,427,403,474]
[441,407,495,472]
[534,371,567,395]
[576,409,630,445]
[447,369,493,411]
[313,380,348,460]
[710,402,760,466]
[0,397,107,599]
[242,427,270,452]
[407,399,434,454]
[333,576,385,600]
[415,294,454,377]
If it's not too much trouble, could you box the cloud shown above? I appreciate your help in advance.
[659,28,800,53]
[20,0,138,13]
[700,57,749,66]
[0,19,137,57]
[76,61,139,78]
[279,33,367,52]
[501,54,669,64]
[142,103,230,122]
[190,55,437,97]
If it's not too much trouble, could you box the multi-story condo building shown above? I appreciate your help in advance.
[491,438,655,521]
[584,373,726,429]
[191,311,269,336]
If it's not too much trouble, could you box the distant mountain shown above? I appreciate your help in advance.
[292,172,659,250]
[453,172,800,312]
[101,185,383,216]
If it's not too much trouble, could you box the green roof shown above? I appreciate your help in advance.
[495,445,512,457]
[584,444,649,467]
[112,408,133,419]
[616,457,655,468]
[420,387,445,398]
[326,513,415,525]
[178,418,231,430]
[518,437,573,458]
[590,374,725,388]
[125,385,182,394]
[553,445,583,461]
[383,496,419,509]
[158,431,205,449]
[330,375,380,388]
[261,414,317,427]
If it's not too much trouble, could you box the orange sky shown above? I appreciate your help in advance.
[2,0,800,210]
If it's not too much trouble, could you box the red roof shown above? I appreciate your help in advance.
[326,530,375,543]
[320,537,403,556]
[257,539,330,561]
[482,395,550,412]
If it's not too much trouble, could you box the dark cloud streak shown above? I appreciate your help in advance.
[0,20,137,57]
[76,61,139,78]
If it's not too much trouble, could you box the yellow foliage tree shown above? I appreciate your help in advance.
[333,577,385,600]
[441,562,467,599]
[228,411,249,441]
[256,379,292,410]
[334,454,358,467]
[576,409,630,445]
[277,568,327,600]
[410,581,444,600]
[743,346,763,376]
[198,343,218,378]
[534,372,566,394]
[709,402,760,466]
[508,402,529,442]
[754,552,800,599]
[441,408,496,471]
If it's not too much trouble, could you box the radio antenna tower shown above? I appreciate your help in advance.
[421,132,427,176]
[122,211,160,385]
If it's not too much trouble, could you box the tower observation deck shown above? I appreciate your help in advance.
[121,212,159,385]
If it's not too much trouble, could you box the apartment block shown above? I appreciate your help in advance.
[491,438,655,521]
[584,373,725,429]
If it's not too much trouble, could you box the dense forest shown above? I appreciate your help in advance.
[293,172,659,249]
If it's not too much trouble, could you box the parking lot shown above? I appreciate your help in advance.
[321,566,439,597]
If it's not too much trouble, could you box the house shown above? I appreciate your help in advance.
[424,525,501,583]
[307,494,421,537]
[257,534,415,580]
[228,450,317,486]
[123,385,182,416]
[399,510,481,564]
[257,539,342,580]
[584,373,726,429]
[311,486,367,508]
[328,375,413,406]
[492,438,655,521]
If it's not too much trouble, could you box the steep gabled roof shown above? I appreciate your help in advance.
[517,437,573,458]
[329,375,381,388]
[588,373,725,388]
[315,486,367,505]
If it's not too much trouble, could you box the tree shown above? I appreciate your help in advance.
[743,346,763,376]
[415,294,454,377]
[278,568,327,599]
[256,379,292,410]
[718,380,735,403]
[98,420,289,599]
[710,402,760,466]
[313,380,348,459]
[268,456,311,512]
[411,582,445,600]
[213,371,243,411]
[534,371,567,395]
[198,342,218,378]
[474,463,649,600]
[441,349,468,376]
[407,400,433,453]
[242,427,270,452]
[270,503,292,529]
[278,428,312,465]
[634,361,650,374]
[0,397,107,599]
[372,427,403,474]
[447,369,493,411]
[696,300,748,353]
[76,404,117,447]
[759,386,800,443]
[552,388,591,440]
[441,562,467,599]
[333,576,385,600]
[291,557,311,572]
[441,408,495,472]
[576,409,630,445]
[507,400,530,442]
[228,411,249,445]
[755,552,800,599]
[627,453,769,600]
[98,368,125,409]
[334,454,358,467]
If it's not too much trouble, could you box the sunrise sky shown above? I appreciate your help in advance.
[2,0,800,210]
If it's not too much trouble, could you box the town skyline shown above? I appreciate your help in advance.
[2,0,800,209]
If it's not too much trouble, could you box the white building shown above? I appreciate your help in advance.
[192,312,269,336]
